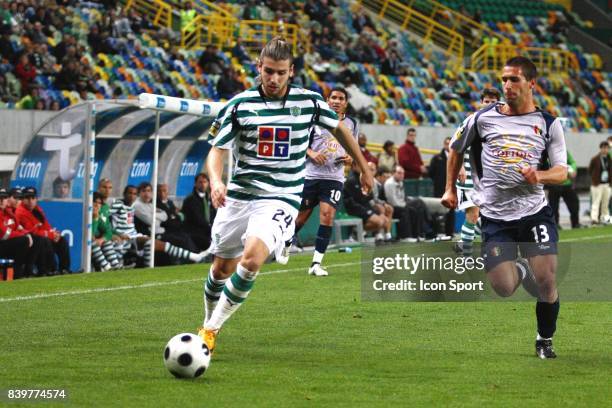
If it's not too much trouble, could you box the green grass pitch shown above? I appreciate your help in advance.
[1,226,611,407]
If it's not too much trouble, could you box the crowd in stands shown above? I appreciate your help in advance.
[0,0,608,131]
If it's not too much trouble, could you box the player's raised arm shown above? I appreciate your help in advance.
[331,122,373,194]
[442,115,475,209]
[441,148,464,209]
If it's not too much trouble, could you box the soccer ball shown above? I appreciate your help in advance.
[163,333,211,378]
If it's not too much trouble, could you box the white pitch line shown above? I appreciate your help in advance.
[0,261,362,303]
[562,233,612,242]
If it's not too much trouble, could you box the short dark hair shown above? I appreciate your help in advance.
[138,182,152,192]
[480,87,501,102]
[93,191,103,202]
[600,141,609,148]
[123,185,137,195]
[194,172,209,183]
[383,140,394,148]
[504,56,538,81]
[53,176,70,187]
[407,128,416,134]
[328,87,348,100]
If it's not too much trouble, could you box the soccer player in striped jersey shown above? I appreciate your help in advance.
[442,57,568,359]
[198,37,373,353]
[279,87,358,277]
[454,87,500,256]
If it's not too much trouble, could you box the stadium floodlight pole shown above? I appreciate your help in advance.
[82,101,96,273]
[149,111,161,269]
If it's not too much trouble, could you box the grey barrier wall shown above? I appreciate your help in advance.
[0,109,609,168]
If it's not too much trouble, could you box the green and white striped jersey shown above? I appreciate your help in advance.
[208,85,339,209]
[456,147,474,189]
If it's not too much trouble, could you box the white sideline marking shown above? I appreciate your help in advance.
[0,262,362,303]
[562,234,612,242]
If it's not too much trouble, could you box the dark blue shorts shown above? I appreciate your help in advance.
[300,179,344,210]
[480,205,558,271]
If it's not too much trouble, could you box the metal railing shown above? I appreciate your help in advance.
[124,0,173,29]
[180,14,235,50]
[405,0,504,51]
[357,0,464,66]
[470,43,579,74]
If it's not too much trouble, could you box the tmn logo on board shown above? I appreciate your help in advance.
[257,126,291,159]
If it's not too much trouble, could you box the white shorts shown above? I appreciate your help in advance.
[210,198,298,259]
[457,188,477,211]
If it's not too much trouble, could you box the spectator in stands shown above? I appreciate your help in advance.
[52,177,71,199]
[54,59,79,91]
[181,172,214,252]
[217,67,244,100]
[358,133,378,165]
[343,162,392,243]
[377,140,397,172]
[398,128,427,179]
[381,50,402,76]
[547,151,580,229]
[54,33,76,63]
[180,1,196,34]
[428,137,454,236]
[0,73,19,104]
[198,44,224,75]
[29,21,47,44]
[15,53,37,92]
[15,186,71,274]
[231,38,251,65]
[112,184,207,267]
[91,191,121,271]
[352,7,376,34]
[0,30,16,64]
[588,141,611,225]
[134,182,202,265]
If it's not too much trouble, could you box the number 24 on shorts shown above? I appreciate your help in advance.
[272,209,293,229]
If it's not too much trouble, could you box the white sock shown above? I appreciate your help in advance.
[203,265,228,325]
[384,232,392,240]
[312,250,324,265]
[537,334,552,341]
[205,264,257,331]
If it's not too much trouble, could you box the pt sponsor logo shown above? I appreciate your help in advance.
[257,126,291,159]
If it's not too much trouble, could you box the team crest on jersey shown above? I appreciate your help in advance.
[290,106,301,117]
[257,126,291,159]
[534,125,542,136]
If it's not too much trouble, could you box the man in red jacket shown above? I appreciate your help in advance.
[0,187,54,278]
[398,128,427,179]
[15,187,70,273]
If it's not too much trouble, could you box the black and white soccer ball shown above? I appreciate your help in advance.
[163,333,211,378]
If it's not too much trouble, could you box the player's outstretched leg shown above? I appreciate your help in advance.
[203,264,229,325]
[200,237,268,352]
[309,225,332,276]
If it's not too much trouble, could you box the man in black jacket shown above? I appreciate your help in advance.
[429,137,455,236]
[181,173,215,251]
